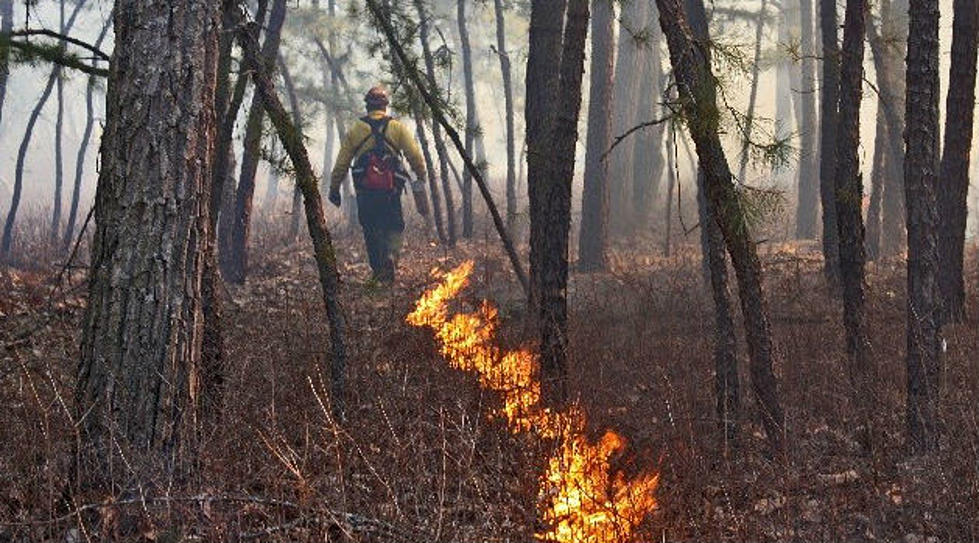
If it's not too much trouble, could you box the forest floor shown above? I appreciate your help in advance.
[1,213,978,542]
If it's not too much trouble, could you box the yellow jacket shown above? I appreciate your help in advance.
[329,110,427,192]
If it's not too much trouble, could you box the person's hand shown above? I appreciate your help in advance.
[328,188,342,208]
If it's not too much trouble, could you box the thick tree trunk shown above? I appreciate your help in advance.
[527,0,568,314]
[415,0,457,246]
[225,0,287,283]
[458,0,476,238]
[533,0,588,406]
[578,0,614,272]
[818,0,841,284]
[493,0,518,233]
[1,0,85,259]
[684,0,741,446]
[796,0,820,239]
[63,19,113,252]
[75,0,220,498]
[904,0,942,454]
[658,0,784,452]
[834,0,872,451]
[938,0,979,324]
[236,19,348,418]
[609,0,649,234]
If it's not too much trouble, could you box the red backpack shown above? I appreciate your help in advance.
[351,116,403,192]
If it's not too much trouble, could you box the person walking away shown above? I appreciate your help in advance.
[329,87,429,283]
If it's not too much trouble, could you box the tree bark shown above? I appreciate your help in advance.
[833,0,872,452]
[225,0,287,283]
[938,0,979,324]
[578,0,614,272]
[493,0,518,233]
[75,0,220,498]
[535,0,588,406]
[657,0,784,453]
[458,0,476,238]
[876,0,909,257]
[904,0,942,454]
[63,19,113,252]
[796,0,820,239]
[0,0,13,130]
[1,0,85,259]
[236,18,348,419]
[818,0,841,284]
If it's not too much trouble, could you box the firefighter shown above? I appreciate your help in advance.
[328,86,429,283]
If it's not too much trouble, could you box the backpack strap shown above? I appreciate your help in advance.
[352,115,398,157]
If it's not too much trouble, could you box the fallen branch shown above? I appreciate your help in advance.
[363,0,530,298]
[234,17,348,418]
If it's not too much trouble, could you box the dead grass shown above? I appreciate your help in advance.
[1,211,977,542]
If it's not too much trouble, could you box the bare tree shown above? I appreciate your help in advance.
[796,0,819,239]
[458,0,476,238]
[578,0,614,272]
[903,0,942,454]
[75,0,220,499]
[938,0,979,323]
[818,0,841,283]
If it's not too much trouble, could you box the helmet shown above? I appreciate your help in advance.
[365,86,390,110]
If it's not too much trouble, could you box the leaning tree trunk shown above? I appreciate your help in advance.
[235,17,348,418]
[458,0,476,238]
[684,0,741,446]
[818,0,841,284]
[534,0,588,407]
[493,0,518,232]
[658,0,784,453]
[225,0,287,283]
[578,0,614,272]
[796,0,820,239]
[0,0,13,129]
[63,19,113,252]
[75,0,220,500]
[904,0,942,455]
[1,0,85,259]
[415,0,457,245]
[938,0,979,324]
[833,0,873,452]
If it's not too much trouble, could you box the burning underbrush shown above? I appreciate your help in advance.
[407,260,659,542]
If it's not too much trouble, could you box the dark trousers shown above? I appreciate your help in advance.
[356,189,404,282]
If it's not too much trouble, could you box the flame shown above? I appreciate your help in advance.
[407,261,658,542]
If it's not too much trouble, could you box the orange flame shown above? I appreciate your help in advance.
[407,261,658,542]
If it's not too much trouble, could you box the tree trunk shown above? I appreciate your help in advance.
[903,0,942,454]
[235,17,348,418]
[938,0,979,324]
[796,0,820,239]
[414,113,447,243]
[878,0,909,257]
[534,0,588,406]
[225,0,287,283]
[609,0,649,234]
[493,0,518,233]
[737,0,768,183]
[818,0,841,284]
[63,19,113,252]
[578,0,614,272]
[458,0,476,238]
[865,94,888,261]
[684,0,741,446]
[0,0,13,129]
[75,0,220,499]
[632,8,666,231]
[834,0,873,452]
[415,0,457,246]
[658,0,784,452]
[278,56,305,240]
[50,0,67,243]
[1,0,85,260]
